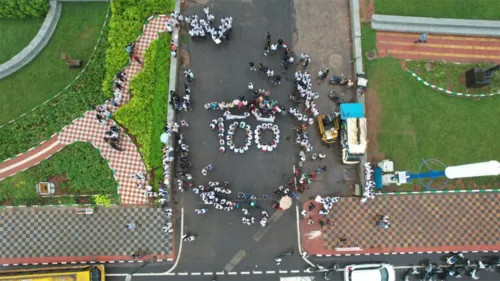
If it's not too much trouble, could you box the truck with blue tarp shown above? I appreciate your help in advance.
[339,103,367,164]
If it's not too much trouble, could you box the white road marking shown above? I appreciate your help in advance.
[228,272,237,275]
[241,271,250,275]
[178,272,188,276]
[266,270,276,274]
[224,249,247,272]
[296,205,316,267]
[253,271,262,274]
[216,271,225,275]
[204,272,213,275]
[191,272,201,276]
[291,270,300,273]
[279,270,288,274]
[0,141,60,173]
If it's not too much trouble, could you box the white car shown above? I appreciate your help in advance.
[344,263,396,281]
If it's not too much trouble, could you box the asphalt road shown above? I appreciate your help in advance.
[170,0,362,273]
[174,0,303,273]
[106,252,500,281]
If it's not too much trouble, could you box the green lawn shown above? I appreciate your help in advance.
[362,24,500,189]
[0,2,108,124]
[406,61,500,95]
[0,142,116,206]
[375,0,500,20]
[0,18,44,64]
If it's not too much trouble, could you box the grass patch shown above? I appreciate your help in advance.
[374,0,500,20]
[114,33,170,186]
[362,24,500,189]
[0,2,108,124]
[0,17,44,64]
[0,15,109,161]
[406,61,500,95]
[0,142,116,206]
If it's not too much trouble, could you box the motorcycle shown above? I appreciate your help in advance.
[448,264,464,279]
[324,263,340,280]
[328,90,344,106]
[182,233,196,241]
[485,256,499,272]
[471,261,485,280]
[277,247,294,258]
[421,260,442,281]
[305,264,327,273]
[330,74,348,85]
[404,266,420,281]
[447,253,465,265]
[195,208,208,214]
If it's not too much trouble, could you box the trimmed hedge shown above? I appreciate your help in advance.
[114,39,157,169]
[0,142,116,206]
[114,33,170,175]
[0,21,109,161]
[151,34,171,186]
[102,0,175,98]
[0,0,49,19]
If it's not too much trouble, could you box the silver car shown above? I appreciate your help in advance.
[344,263,396,281]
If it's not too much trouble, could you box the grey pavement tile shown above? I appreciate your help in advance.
[0,206,172,259]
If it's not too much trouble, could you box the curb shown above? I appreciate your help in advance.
[380,188,500,195]
[349,0,367,193]
[164,1,181,198]
[315,250,500,257]
[407,69,500,98]
[0,0,61,80]
[1,258,175,267]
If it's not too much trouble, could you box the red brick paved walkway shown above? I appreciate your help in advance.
[300,193,500,255]
[0,16,170,205]
[377,31,500,63]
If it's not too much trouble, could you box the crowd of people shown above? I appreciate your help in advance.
[170,83,192,111]
[167,8,233,43]
[360,162,376,203]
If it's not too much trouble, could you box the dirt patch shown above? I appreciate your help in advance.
[359,0,374,23]
[399,60,407,69]
[48,174,69,195]
[365,88,385,163]
[79,27,95,40]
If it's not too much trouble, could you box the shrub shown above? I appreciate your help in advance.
[102,0,175,98]
[93,194,111,207]
[0,0,49,19]
[114,33,170,177]
[0,22,109,161]
[0,142,116,205]
[150,33,170,185]
[114,39,158,169]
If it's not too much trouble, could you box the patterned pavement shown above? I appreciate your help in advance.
[300,192,500,255]
[0,206,173,264]
[59,16,169,205]
[377,31,500,63]
[0,16,170,205]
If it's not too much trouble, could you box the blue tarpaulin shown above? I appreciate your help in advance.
[340,103,364,120]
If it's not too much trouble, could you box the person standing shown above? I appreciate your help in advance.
[249,62,256,71]
[414,33,428,43]
[248,82,254,91]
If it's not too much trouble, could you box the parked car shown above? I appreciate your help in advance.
[344,263,395,281]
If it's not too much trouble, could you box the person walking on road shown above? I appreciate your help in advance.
[249,62,257,71]
[414,33,428,43]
